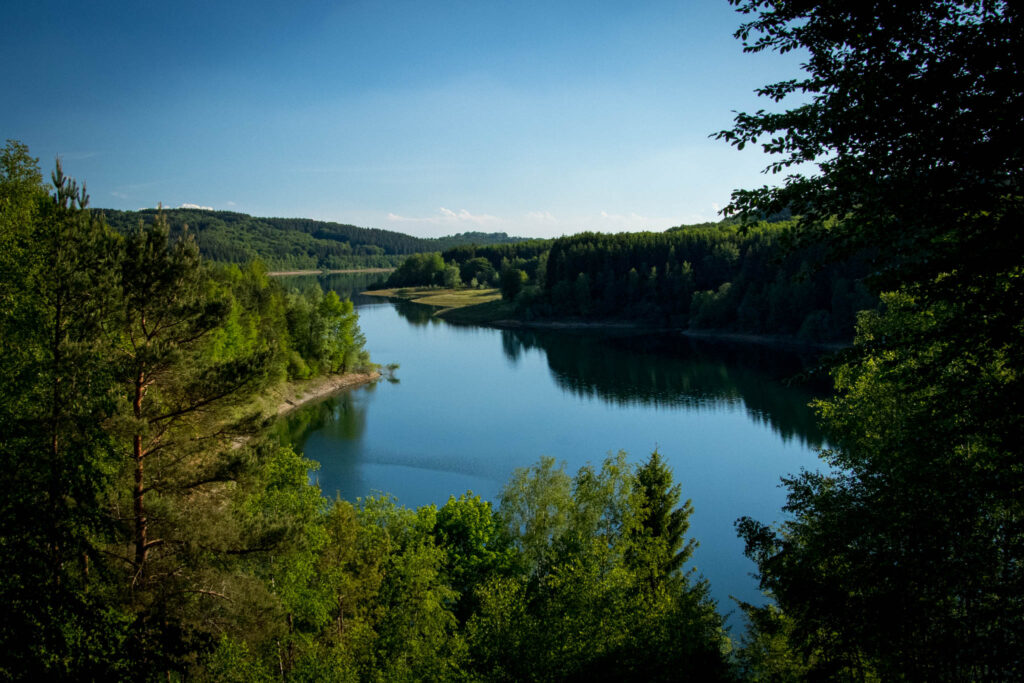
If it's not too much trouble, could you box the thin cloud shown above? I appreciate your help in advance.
[525,211,558,224]
[596,210,651,230]
[387,207,501,226]
[179,203,214,211]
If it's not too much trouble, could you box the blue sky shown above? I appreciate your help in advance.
[3,0,806,238]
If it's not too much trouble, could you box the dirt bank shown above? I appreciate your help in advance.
[271,371,380,417]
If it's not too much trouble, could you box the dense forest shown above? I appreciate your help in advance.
[720,0,1024,679]
[3,0,1022,679]
[0,145,734,679]
[99,208,528,272]
[380,221,875,343]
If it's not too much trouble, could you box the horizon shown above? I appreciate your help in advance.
[4,0,808,239]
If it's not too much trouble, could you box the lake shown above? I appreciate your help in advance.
[276,275,831,624]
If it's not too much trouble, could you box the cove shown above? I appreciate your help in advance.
[276,275,831,621]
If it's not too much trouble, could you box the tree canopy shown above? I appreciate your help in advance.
[716,0,1023,295]
[722,2,1024,679]
[99,208,529,272]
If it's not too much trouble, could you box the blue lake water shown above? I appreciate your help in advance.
[278,280,830,625]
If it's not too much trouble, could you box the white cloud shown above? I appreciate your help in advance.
[525,210,558,224]
[386,207,501,226]
[179,203,214,211]
[594,210,652,230]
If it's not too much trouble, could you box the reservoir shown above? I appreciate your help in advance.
[278,275,830,623]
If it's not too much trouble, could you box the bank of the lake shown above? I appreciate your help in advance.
[365,285,847,350]
[266,371,381,418]
[268,267,393,277]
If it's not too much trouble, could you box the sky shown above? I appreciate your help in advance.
[2,0,807,238]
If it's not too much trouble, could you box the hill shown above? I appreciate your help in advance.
[97,208,528,271]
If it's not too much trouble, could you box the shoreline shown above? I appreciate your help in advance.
[270,371,380,418]
[365,286,848,351]
[485,318,844,350]
[267,268,393,277]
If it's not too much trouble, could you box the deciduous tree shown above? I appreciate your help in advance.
[722,1,1024,679]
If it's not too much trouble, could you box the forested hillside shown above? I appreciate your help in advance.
[1,143,734,679]
[381,221,875,343]
[99,208,527,271]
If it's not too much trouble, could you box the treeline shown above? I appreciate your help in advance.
[1,143,734,679]
[380,239,554,290]
[537,224,874,341]
[383,222,875,342]
[99,208,529,271]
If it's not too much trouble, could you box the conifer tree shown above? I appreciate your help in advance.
[0,154,129,678]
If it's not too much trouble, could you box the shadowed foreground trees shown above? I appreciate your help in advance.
[0,145,371,678]
[721,1,1024,679]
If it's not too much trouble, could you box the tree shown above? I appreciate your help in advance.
[0,155,131,678]
[628,450,695,584]
[716,0,1023,297]
[459,257,497,288]
[722,2,1024,679]
[434,493,514,622]
[111,214,277,671]
[469,453,733,682]
[443,262,462,289]
[499,267,526,301]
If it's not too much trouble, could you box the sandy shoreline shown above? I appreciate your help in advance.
[271,371,380,417]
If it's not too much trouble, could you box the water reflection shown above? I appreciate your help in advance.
[500,328,827,447]
[273,387,372,452]
[279,270,829,449]
[273,271,386,306]
[391,298,441,326]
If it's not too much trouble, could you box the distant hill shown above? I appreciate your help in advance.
[96,208,529,271]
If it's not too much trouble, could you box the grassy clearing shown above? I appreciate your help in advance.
[364,287,513,323]
[415,290,502,308]
[365,287,500,307]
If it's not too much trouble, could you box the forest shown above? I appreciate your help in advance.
[99,208,528,272]
[379,221,875,343]
[3,0,1022,679]
[0,146,736,680]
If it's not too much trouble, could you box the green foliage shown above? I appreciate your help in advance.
[434,493,515,622]
[0,153,130,678]
[429,222,874,339]
[0,147,373,679]
[100,208,529,271]
[384,252,447,288]
[629,450,695,580]
[741,293,1024,679]
[733,604,815,682]
[534,226,873,336]
[460,256,498,288]
[466,453,734,682]
[284,286,369,377]
[499,266,526,301]
[716,0,1022,299]
[723,1,1024,680]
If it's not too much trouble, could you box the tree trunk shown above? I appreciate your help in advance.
[133,372,148,574]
